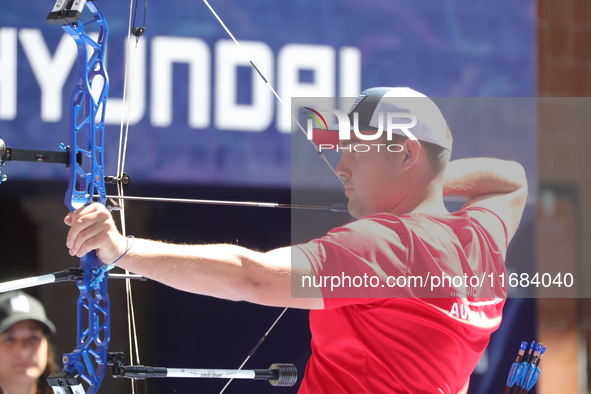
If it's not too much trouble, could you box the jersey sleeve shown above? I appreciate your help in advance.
[295,215,410,308]
[461,205,509,249]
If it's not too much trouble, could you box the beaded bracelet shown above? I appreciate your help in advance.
[109,235,136,267]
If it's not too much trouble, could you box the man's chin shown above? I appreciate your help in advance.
[346,202,363,220]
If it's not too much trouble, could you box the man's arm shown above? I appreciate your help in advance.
[65,204,323,309]
[443,158,528,245]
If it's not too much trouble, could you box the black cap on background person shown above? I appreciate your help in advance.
[0,291,56,336]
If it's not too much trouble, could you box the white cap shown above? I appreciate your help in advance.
[314,87,452,151]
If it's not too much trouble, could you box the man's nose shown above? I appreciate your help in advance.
[335,155,350,181]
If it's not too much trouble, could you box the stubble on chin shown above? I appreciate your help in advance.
[346,200,364,220]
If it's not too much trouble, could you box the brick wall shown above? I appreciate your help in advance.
[537,0,591,392]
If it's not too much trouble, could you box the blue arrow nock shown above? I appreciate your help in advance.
[506,341,529,387]
[523,344,545,391]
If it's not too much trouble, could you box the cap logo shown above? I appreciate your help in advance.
[10,295,30,313]
[302,107,328,130]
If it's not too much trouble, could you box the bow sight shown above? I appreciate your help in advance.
[0,137,81,184]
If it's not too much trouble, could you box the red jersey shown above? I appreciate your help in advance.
[295,208,507,394]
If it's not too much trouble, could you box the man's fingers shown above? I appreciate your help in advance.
[67,205,110,242]
[66,203,117,258]
[66,211,97,249]
[64,211,73,226]
[68,222,107,257]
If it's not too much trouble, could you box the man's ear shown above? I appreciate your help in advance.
[401,139,422,170]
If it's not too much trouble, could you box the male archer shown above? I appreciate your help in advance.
[64,87,527,393]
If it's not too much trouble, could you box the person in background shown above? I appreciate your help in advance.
[0,291,58,394]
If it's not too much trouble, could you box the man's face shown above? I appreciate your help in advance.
[335,132,407,219]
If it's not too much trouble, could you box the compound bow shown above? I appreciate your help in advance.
[0,1,346,393]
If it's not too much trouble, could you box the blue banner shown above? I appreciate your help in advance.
[0,0,534,187]
[0,1,537,393]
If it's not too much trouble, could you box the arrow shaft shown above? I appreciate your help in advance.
[103,195,345,212]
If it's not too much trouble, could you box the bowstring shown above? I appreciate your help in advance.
[116,0,148,392]
[201,0,343,184]
[201,2,344,393]
[218,308,288,394]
